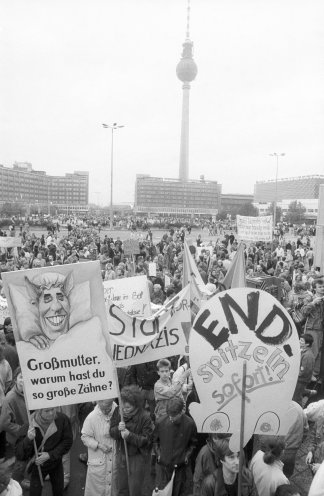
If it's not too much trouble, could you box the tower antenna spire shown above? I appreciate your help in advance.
[186,0,191,39]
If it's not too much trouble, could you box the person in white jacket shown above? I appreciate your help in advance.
[308,460,324,496]
[81,399,117,496]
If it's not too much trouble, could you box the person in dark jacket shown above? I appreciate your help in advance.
[153,397,197,496]
[293,333,316,406]
[301,277,324,377]
[127,362,159,418]
[110,385,153,496]
[0,367,29,486]
[16,408,73,496]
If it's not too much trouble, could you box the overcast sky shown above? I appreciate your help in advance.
[1,0,324,205]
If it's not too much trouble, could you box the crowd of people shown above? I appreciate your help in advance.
[0,217,323,496]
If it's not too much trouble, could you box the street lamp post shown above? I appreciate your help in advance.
[269,153,285,229]
[102,123,124,230]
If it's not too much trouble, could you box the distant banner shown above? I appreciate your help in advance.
[108,285,191,366]
[0,237,22,248]
[103,275,151,318]
[237,215,273,242]
[123,239,140,256]
[2,261,117,409]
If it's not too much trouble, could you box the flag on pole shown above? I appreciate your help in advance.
[152,471,175,496]
[222,242,246,290]
[182,241,213,297]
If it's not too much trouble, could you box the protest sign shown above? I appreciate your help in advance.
[123,238,140,256]
[164,274,171,288]
[237,215,273,242]
[2,261,117,409]
[148,262,157,277]
[103,275,151,318]
[0,237,22,248]
[189,288,300,452]
[108,284,191,366]
[195,246,212,262]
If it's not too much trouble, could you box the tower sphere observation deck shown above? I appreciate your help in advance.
[176,39,198,82]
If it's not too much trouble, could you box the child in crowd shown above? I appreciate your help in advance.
[154,358,190,419]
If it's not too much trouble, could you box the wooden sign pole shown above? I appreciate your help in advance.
[238,360,247,496]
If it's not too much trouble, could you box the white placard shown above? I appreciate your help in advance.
[108,285,191,366]
[103,275,151,318]
[0,237,22,248]
[2,262,117,409]
[237,215,273,242]
[148,262,157,277]
[189,288,299,452]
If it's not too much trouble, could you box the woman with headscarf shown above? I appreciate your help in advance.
[16,407,73,496]
[110,385,153,496]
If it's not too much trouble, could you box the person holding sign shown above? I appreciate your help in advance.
[81,399,118,496]
[16,407,73,496]
[110,385,153,496]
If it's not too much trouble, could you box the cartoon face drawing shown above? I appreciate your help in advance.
[25,272,73,349]
[38,286,70,340]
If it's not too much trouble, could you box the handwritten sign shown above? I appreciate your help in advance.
[148,262,157,277]
[2,262,117,409]
[123,239,140,255]
[107,284,191,366]
[103,275,151,318]
[0,237,22,248]
[189,288,299,452]
[237,215,273,242]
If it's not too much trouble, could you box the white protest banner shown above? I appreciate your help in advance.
[2,261,117,409]
[237,215,273,242]
[123,239,140,256]
[148,262,157,277]
[0,237,22,248]
[108,284,191,366]
[189,288,300,452]
[103,275,151,318]
[195,246,212,262]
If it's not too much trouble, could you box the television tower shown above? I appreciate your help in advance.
[176,0,198,181]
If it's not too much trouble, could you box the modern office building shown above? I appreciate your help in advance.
[220,194,254,211]
[254,175,324,202]
[134,174,221,216]
[0,162,89,213]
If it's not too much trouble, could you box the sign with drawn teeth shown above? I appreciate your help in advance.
[189,288,300,452]
[2,261,117,409]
